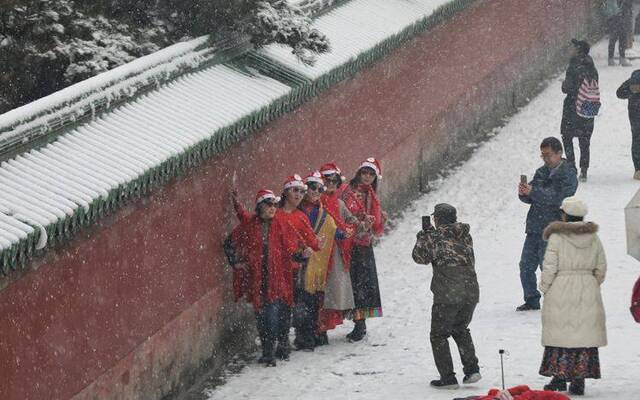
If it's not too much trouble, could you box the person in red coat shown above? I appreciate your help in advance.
[341,157,387,341]
[227,189,308,366]
[231,176,319,359]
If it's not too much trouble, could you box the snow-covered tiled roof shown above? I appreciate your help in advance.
[260,0,456,79]
[0,64,290,273]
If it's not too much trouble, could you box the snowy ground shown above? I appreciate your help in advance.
[204,40,640,400]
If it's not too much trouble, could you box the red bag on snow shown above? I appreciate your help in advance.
[631,276,640,323]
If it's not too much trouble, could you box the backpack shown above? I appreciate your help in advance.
[576,78,601,118]
[631,276,640,323]
[602,0,621,18]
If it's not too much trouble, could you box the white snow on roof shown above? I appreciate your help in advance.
[0,64,290,254]
[0,36,211,145]
[261,0,451,79]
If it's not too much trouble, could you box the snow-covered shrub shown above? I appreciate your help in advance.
[246,0,330,65]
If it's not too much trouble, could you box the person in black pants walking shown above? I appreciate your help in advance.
[608,0,632,66]
[561,39,599,182]
[617,70,640,180]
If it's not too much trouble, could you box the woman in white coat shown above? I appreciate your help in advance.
[538,196,607,396]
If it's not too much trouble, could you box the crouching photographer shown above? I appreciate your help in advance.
[412,203,481,390]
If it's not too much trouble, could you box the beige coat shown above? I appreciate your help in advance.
[539,222,607,348]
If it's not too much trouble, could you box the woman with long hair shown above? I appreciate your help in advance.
[341,157,386,342]
[539,196,607,396]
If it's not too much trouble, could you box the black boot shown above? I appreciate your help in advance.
[347,320,367,342]
[275,340,291,360]
[543,376,567,392]
[569,378,585,396]
[579,168,588,182]
[315,332,329,346]
[430,376,459,389]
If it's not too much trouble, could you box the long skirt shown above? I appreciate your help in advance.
[539,346,601,380]
[350,245,382,320]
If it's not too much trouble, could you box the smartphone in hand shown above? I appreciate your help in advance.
[520,174,528,185]
[422,215,431,231]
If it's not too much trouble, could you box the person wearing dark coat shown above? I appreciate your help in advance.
[561,39,599,182]
[616,69,640,180]
[412,204,481,390]
[606,0,632,66]
[517,137,578,312]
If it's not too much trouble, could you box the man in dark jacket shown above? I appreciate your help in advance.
[561,39,599,182]
[517,137,578,311]
[412,204,481,390]
[616,69,640,180]
[606,0,633,66]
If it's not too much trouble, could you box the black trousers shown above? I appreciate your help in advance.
[608,16,627,59]
[632,121,640,171]
[293,289,320,348]
[562,134,592,170]
[255,300,291,358]
[430,303,480,380]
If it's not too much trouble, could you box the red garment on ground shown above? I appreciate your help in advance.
[230,214,300,311]
[341,184,384,246]
[479,385,569,400]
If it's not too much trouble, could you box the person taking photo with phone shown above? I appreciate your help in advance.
[517,137,578,312]
[412,203,481,390]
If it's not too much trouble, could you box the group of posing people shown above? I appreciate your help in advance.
[224,158,386,366]
[411,136,608,397]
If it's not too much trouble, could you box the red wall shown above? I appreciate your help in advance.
[0,1,597,399]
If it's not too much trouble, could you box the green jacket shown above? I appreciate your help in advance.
[412,222,479,304]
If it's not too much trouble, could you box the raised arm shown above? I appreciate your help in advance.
[617,79,632,99]
[412,230,435,266]
[529,169,577,207]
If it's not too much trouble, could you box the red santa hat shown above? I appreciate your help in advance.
[358,157,382,179]
[255,189,280,206]
[319,163,342,177]
[304,171,324,185]
[283,174,307,191]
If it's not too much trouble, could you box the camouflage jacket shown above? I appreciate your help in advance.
[412,222,479,304]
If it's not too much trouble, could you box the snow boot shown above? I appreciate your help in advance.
[569,378,585,396]
[621,57,633,67]
[608,57,616,66]
[347,320,367,342]
[634,170,640,180]
[430,376,459,389]
[579,168,588,182]
[293,336,315,351]
[462,372,482,384]
[275,342,291,360]
[544,376,567,392]
[315,332,329,346]
[516,302,540,312]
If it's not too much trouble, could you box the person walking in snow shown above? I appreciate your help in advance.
[538,197,607,396]
[616,69,640,180]
[341,158,386,342]
[517,137,578,312]
[561,39,599,182]
[224,189,311,367]
[412,203,481,390]
[604,0,633,66]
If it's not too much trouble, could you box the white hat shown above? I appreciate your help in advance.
[561,196,588,217]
